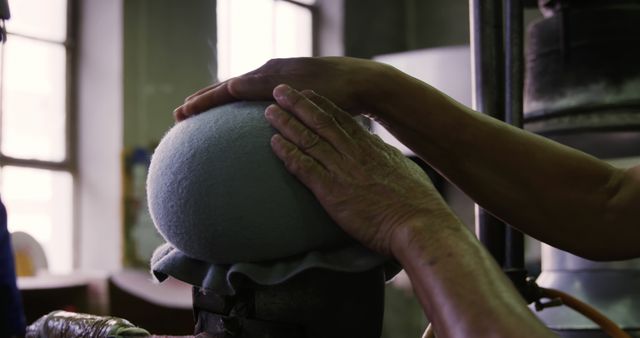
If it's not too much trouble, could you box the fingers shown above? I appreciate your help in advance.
[300,90,401,156]
[272,85,356,154]
[184,83,219,102]
[228,74,285,100]
[300,90,365,136]
[266,104,345,172]
[266,104,320,152]
[175,58,293,120]
[174,74,282,121]
[174,82,238,121]
[270,134,330,194]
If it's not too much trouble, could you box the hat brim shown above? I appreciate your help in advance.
[151,242,401,296]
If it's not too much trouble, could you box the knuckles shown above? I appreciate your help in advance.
[299,131,321,151]
[283,149,314,175]
[311,112,336,130]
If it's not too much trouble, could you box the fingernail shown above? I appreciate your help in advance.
[301,89,316,97]
[273,133,296,152]
[271,134,285,148]
[265,104,279,119]
[273,84,292,100]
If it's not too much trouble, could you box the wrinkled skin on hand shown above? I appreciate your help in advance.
[174,57,387,121]
[266,84,451,256]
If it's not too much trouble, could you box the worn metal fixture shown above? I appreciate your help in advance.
[524,0,640,337]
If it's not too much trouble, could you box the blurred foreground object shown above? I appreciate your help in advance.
[26,310,150,338]
[1,198,26,337]
[109,270,193,335]
[11,231,48,276]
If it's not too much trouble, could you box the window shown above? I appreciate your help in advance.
[217,0,315,81]
[0,0,74,274]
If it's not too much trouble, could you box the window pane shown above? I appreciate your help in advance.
[5,0,68,42]
[1,166,73,274]
[274,1,312,58]
[1,36,67,162]
[217,0,313,80]
[218,0,275,80]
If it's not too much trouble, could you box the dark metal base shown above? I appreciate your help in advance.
[192,268,386,338]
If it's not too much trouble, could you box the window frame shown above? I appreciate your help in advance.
[0,0,78,267]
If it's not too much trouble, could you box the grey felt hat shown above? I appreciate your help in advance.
[147,101,395,295]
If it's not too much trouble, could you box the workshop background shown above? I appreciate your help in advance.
[3,0,639,337]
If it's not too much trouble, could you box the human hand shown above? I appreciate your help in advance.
[266,84,454,256]
[174,57,392,122]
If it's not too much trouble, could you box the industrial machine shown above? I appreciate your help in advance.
[471,0,640,337]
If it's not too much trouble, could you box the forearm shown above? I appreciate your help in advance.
[364,64,640,260]
[393,215,556,338]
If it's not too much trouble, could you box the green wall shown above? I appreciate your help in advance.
[344,0,469,59]
[124,0,216,147]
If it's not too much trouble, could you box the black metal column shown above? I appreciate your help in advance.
[503,0,525,272]
[469,0,507,266]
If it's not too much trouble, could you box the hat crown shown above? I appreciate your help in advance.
[147,101,351,264]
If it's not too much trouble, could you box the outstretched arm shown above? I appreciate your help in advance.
[363,65,640,261]
[175,57,640,261]
[265,84,557,337]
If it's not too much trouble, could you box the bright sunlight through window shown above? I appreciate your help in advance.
[217,0,314,81]
[0,0,73,274]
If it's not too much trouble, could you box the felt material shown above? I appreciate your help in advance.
[147,101,400,294]
[147,101,354,264]
[150,242,392,296]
